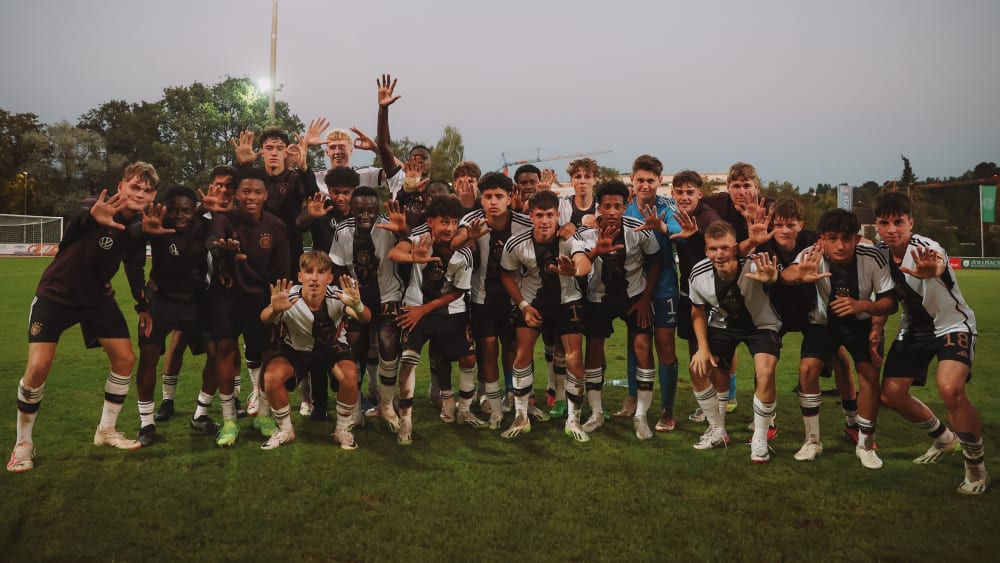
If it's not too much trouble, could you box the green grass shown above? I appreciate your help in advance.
[0,258,997,562]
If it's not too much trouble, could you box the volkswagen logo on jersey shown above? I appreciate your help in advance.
[98,236,114,250]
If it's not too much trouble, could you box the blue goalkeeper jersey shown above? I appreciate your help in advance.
[625,195,681,299]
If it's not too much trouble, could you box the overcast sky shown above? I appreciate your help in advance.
[2,0,997,189]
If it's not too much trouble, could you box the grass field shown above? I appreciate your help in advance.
[0,258,997,562]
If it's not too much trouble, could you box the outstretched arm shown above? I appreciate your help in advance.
[376,73,402,178]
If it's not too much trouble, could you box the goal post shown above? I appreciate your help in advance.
[0,214,63,256]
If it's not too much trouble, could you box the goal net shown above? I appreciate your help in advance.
[0,214,64,256]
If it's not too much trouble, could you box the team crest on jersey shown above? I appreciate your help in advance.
[259,233,273,249]
[429,265,445,281]
[168,243,180,256]
[98,236,114,250]
[329,217,338,229]
[357,249,371,265]
[30,322,43,336]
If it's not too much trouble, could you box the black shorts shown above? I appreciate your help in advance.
[401,312,475,361]
[513,299,586,341]
[273,342,354,391]
[883,331,975,386]
[347,300,400,334]
[471,300,516,341]
[584,295,652,339]
[206,291,274,360]
[707,326,781,370]
[677,294,695,341]
[801,320,879,366]
[138,293,208,354]
[27,294,129,348]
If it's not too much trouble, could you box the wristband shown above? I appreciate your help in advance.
[518,300,530,311]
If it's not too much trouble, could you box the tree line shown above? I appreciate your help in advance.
[1,76,997,255]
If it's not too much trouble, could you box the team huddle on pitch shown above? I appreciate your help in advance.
[7,76,988,496]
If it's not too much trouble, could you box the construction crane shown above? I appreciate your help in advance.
[500,149,612,176]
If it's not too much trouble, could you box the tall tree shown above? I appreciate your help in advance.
[900,155,917,191]
[430,125,464,180]
[0,110,49,214]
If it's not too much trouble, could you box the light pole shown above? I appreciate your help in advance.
[268,0,278,122]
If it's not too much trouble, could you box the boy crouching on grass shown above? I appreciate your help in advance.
[257,251,370,450]
[688,221,781,463]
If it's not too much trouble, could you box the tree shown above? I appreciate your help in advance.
[967,161,999,180]
[0,110,49,213]
[79,77,304,189]
[900,155,917,191]
[430,125,464,180]
[598,166,623,182]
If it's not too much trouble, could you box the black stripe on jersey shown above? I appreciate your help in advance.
[511,212,533,228]
[410,223,430,237]
[289,287,303,299]
[455,246,475,268]
[461,208,486,225]
[325,286,338,298]
[690,259,714,279]
[504,229,534,253]
[856,245,888,268]
[334,217,356,236]
[622,216,644,229]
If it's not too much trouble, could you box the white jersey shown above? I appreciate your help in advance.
[402,240,474,315]
[314,166,383,194]
[558,194,596,228]
[878,235,976,337]
[793,243,894,325]
[385,168,405,200]
[500,230,589,305]
[459,208,533,305]
[580,216,660,302]
[331,216,404,303]
[274,285,349,352]
[688,256,782,332]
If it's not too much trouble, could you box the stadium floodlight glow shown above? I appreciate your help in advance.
[256,77,272,93]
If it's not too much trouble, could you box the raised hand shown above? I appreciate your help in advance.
[305,192,328,219]
[547,255,577,277]
[540,168,557,190]
[377,73,401,107]
[899,246,945,279]
[634,203,667,234]
[796,244,831,283]
[746,203,775,247]
[286,133,308,170]
[410,233,441,264]
[744,252,778,283]
[592,223,625,256]
[670,209,698,240]
[230,130,260,165]
[90,189,128,230]
[510,183,524,213]
[197,184,230,213]
[465,217,490,240]
[350,127,376,151]
[376,200,409,234]
[455,176,476,208]
[403,159,430,191]
[334,274,364,318]
[304,117,329,146]
[269,278,299,314]
[141,203,176,235]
